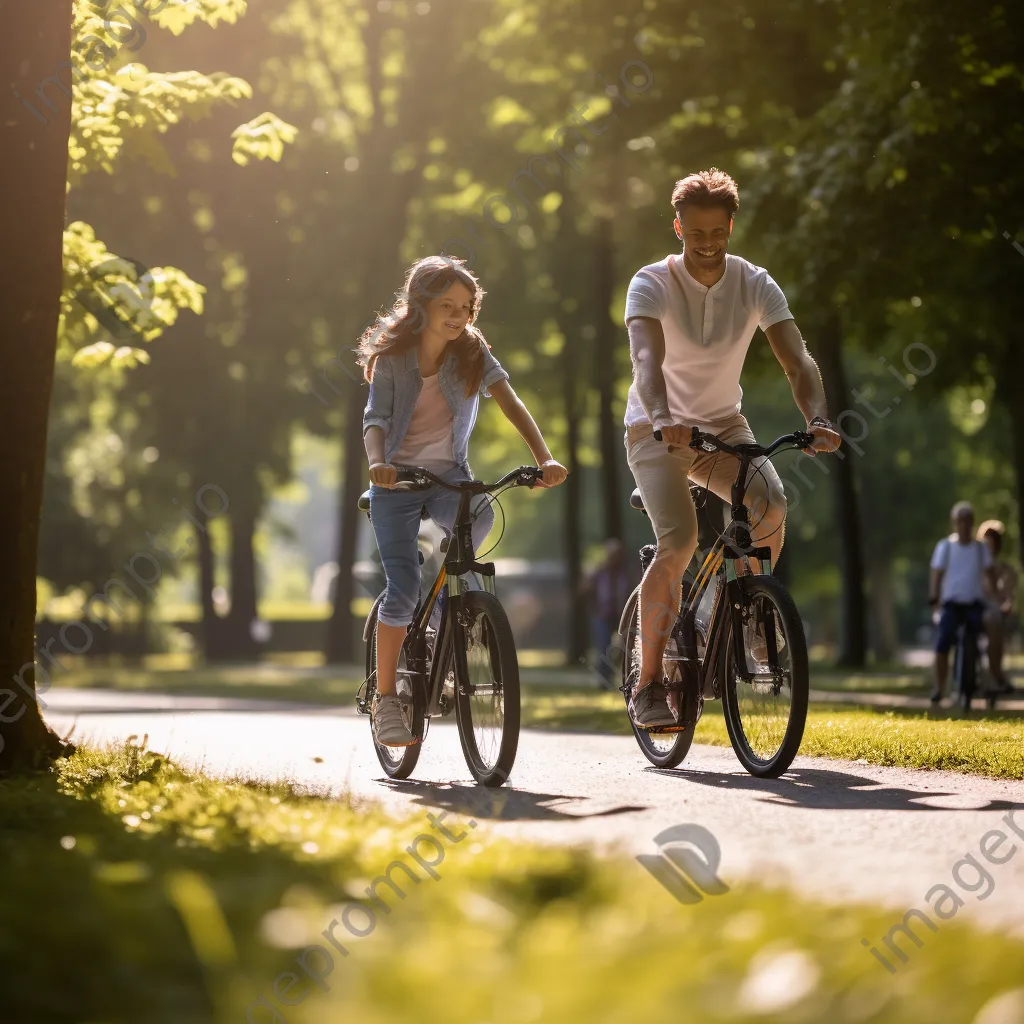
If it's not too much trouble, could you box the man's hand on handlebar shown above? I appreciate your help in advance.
[534,458,568,488]
[805,416,842,456]
[651,420,691,448]
[368,462,398,488]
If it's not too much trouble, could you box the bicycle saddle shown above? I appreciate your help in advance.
[630,485,705,513]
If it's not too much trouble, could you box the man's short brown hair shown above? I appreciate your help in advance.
[671,168,740,219]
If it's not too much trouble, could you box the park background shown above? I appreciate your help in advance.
[5,4,1024,1023]
[23,0,1024,677]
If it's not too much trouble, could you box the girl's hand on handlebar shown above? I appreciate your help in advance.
[536,459,568,488]
[369,462,398,488]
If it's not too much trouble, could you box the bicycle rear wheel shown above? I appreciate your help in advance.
[620,600,696,769]
[366,605,424,779]
[453,591,520,787]
[720,574,808,778]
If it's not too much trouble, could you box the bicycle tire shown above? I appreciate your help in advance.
[619,600,696,769]
[720,574,809,778]
[365,602,424,780]
[958,628,978,714]
[453,591,520,787]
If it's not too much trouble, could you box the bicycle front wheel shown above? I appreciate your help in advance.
[720,574,809,778]
[453,591,520,787]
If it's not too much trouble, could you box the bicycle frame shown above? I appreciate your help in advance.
[406,486,497,724]
[621,433,801,697]
[362,465,538,731]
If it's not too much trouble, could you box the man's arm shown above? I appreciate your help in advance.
[764,319,841,454]
[929,567,944,606]
[628,316,689,446]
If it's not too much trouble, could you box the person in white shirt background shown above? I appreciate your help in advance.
[928,501,999,705]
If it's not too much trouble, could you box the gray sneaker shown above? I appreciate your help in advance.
[628,678,679,730]
[372,693,416,747]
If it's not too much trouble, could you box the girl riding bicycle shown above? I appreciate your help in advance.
[359,255,567,748]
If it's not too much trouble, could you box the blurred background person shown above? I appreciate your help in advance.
[928,501,997,705]
[977,519,1018,694]
[581,538,633,689]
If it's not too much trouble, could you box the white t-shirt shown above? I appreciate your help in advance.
[392,373,456,471]
[622,253,794,427]
[930,536,992,604]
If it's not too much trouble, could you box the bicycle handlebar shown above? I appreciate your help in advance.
[652,425,815,457]
[393,465,544,493]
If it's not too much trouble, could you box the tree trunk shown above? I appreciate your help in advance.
[325,378,367,664]
[562,327,588,665]
[196,520,220,660]
[593,215,623,544]
[816,310,868,667]
[219,504,259,661]
[867,555,898,665]
[0,0,77,771]
[323,8,432,664]
[553,188,589,666]
[1000,351,1024,573]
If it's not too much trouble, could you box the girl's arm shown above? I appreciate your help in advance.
[364,426,397,487]
[363,356,398,487]
[488,379,567,488]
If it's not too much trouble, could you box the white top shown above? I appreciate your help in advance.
[392,373,456,471]
[930,536,992,604]
[622,253,794,427]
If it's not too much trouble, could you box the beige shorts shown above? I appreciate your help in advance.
[624,414,787,555]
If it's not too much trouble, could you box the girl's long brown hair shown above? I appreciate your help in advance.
[356,256,490,398]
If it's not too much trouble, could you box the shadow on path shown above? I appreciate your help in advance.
[645,765,1024,813]
[380,778,648,822]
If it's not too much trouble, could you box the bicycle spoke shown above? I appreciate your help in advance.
[734,597,794,761]
[463,612,504,771]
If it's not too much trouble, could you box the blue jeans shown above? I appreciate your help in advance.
[370,466,495,628]
[934,600,985,654]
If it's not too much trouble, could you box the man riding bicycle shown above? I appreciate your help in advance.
[928,501,999,705]
[623,168,841,730]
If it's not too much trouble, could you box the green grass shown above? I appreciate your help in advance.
[521,692,1024,780]
[3,743,1023,1024]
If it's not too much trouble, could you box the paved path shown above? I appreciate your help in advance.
[44,688,1024,936]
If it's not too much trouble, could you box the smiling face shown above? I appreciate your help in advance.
[675,205,732,273]
[425,281,473,343]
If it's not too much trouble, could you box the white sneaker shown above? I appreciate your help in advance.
[372,693,416,747]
